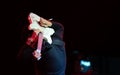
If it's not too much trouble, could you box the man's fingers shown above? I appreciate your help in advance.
[40,17,52,27]
[33,50,41,58]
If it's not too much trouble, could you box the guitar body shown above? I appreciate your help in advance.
[28,12,55,44]
[27,12,55,60]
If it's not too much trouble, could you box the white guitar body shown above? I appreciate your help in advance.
[28,12,55,44]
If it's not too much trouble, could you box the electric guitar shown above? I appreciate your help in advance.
[28,12,55,60]
[28,12,55,44]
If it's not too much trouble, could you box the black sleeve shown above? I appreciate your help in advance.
[41,21,65,50]
[50,21,64,40]
[50,22,64,31]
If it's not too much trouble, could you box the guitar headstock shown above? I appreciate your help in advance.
[28,12,40,23]
[28,12,41,31]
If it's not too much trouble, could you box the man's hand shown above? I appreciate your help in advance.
[39,17,52,27]
[33,49,41,60]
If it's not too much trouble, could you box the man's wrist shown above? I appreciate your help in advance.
[39,17,52,27]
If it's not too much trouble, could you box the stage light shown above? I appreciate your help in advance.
[80,60,91,73]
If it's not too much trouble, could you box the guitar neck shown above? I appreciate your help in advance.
[37,32,43,50]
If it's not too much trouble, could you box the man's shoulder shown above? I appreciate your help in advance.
[51,21,64,30]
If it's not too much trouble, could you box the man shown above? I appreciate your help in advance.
[17,12,66,75]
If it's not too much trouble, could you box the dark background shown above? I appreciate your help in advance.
[1,0,120,75]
